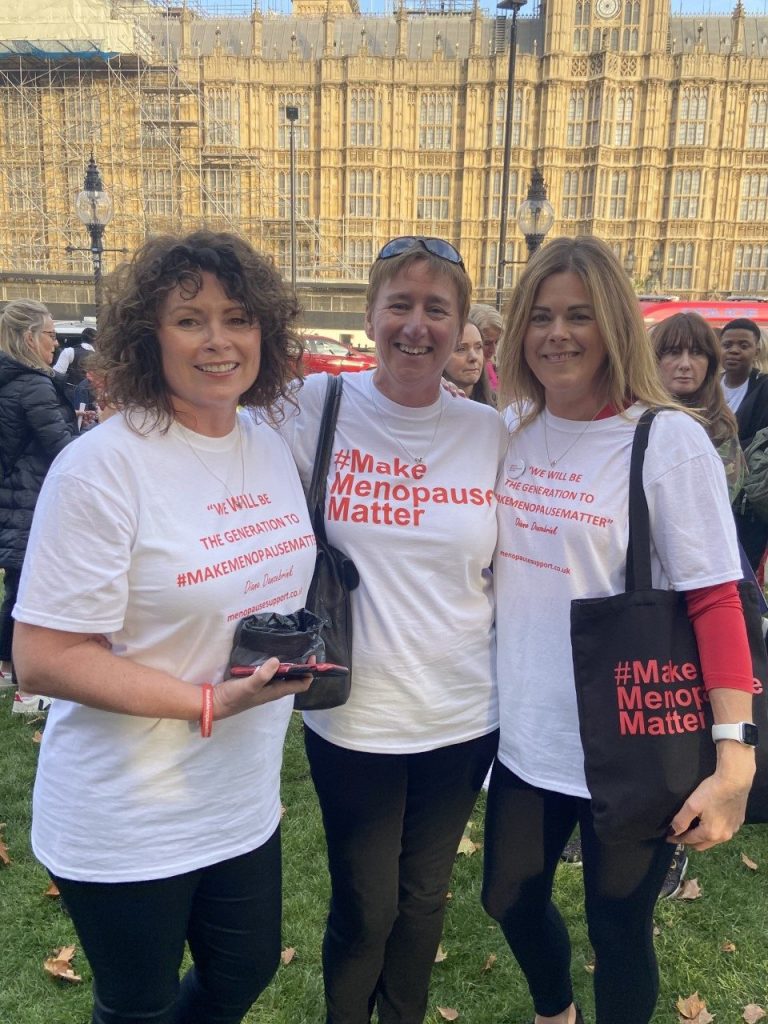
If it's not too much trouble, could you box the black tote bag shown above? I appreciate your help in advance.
[296,374,360,711]
[570,409,768,843]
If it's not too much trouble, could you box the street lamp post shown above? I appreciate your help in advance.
[647,244,663,293]
[68,155,115,307]
[286,105,299,293]
[517,167,555,257]
[623,247,636,280]
[495,0,527,312]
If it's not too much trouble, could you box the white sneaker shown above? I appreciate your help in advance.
[11,692,51,715]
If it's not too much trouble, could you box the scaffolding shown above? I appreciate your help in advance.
[0,0,355,283]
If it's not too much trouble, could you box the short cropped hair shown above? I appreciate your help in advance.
[93,231,303,431]
[721,317,762,346]
[366,242,471,326]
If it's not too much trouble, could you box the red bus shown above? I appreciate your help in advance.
[640,300,768,333]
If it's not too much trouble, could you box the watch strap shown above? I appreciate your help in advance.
[711,722,758,746]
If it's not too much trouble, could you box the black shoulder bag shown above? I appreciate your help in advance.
[295,375,360,711]
[571,408,768,843]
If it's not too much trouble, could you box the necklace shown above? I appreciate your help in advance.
[368,377,444,466]
[543,408,600,467]
[176,417,246,498]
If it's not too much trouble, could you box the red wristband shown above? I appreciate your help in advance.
[200,683,214,738]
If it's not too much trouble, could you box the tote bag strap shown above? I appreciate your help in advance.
[307,374,343,544]
[625,407,658,593]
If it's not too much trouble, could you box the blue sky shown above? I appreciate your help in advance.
[198,1,766,15]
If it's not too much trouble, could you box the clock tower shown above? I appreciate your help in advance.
[541,0,669,56]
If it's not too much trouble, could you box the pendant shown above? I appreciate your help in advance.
[414,457,424,465]
[550,460,557,467]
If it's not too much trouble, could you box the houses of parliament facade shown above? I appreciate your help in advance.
[1,0,768,309]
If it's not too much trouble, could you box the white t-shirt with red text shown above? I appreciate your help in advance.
[494,404,741,798]
[277,371,509,754]
[14,411,315,882]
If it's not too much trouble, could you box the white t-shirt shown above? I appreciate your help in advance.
[722,378,750,413]
[277,372,509,753]
[494,404,742,798]
[14,410,316,882]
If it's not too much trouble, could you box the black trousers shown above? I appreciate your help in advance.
[305,726,498,1024]
[51,828,282,1024]
[0,565,20,665]
[482,762,676,1024]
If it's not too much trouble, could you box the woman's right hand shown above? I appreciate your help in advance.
[212,658,313,720]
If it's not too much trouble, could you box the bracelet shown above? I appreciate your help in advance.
[200,683,214,739]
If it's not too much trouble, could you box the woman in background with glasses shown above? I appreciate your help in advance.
[0,300,79,707]
[278,236,508,1024]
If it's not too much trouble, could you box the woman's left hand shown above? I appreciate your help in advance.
[667,743,756,851]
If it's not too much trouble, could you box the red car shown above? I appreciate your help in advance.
[302,335,377,376]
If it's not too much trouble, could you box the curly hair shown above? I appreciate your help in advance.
[93,231,303,431]
[652,312,738,448]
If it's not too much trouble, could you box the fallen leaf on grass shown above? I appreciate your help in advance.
[280,804,286,819]
[280,947,295,965]
[456,835,478,856]
[743,1005,767,1023]
[43,882,60,898]
[44,945,81,983]
[741,852,759,871]
[653,925,661,936]
[677,878,702,901]
[676,992,713,1023]
[481,953,496,973]
[584,959,595,975]
[32,730,43,744]
[0,824,10,867]
[721,940,737,953]
[437,1008,459,1021]
[434,944,447,963]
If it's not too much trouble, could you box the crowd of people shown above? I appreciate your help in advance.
[1,231,764,1024]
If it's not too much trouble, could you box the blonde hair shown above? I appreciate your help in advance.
[0,299,53,374]
[496,236,675,424]
[366,244,471,326]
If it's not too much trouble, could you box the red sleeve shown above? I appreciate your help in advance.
[684,581,755,693]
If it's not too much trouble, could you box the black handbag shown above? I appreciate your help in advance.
[295,375,360,711]
[571,409,768,843]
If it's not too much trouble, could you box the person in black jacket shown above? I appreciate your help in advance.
[721,317,768,570]
[0,300,79,707]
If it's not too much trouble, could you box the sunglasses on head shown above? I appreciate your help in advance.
[377,236,465,270]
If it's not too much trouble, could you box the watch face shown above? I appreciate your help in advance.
[743,722,759,746]
[596,0,621,17]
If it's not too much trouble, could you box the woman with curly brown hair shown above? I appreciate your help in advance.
[12,231,316,1024]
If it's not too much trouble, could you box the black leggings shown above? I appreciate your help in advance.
[482,762,676,1024]
[51,828,282,1024]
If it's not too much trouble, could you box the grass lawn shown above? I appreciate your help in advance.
[1,694,767,1024]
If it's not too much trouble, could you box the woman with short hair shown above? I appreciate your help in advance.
[279,236,507,1024]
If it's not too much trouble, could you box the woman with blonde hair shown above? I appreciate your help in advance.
[483,236,756,1024]
[0,300,79,707]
